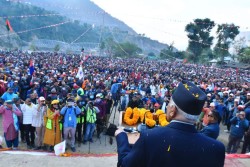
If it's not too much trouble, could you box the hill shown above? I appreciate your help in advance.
[0,0,170,55]
[17,0,137,35]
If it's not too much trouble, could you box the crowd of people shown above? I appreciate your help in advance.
[0,50,249,154]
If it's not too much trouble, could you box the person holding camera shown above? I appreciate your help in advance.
[83,101,99,144]
[60,98,81,152]
[227,111,249,153]
[32,96,47,150]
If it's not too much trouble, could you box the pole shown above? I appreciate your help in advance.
[7,31,10,51]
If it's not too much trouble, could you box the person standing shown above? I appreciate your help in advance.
[200,110,221,139]
[60,99,81,152]
[227,111,249,154]
[13,97,25,143]
[115,81,225,167]
[21,98,37,149]
[0,100,22,149]
[32,97,47,150]
[43,100,61,152]
[83,101,98,144]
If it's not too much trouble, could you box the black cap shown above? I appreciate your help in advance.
[172,81,207,115]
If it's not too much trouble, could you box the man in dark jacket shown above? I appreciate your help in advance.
[115,81,225,167]
[227,111,249,153]
[200,110,220,139]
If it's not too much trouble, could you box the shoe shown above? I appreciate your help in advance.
[0,145,2,149]
[42,146,47,151]
[13,147,18,150]
[34,146,42,150]
[83,140,87,144]
[78,142,81,147]
[71,147,76,152]
[49,146,54,152]
[89,139,93,143]
[27,145,32,149]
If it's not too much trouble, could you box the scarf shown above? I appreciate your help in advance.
[12,112,19,131]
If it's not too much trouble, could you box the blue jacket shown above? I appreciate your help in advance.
[116,121,225,167]
[60,106,81,128]
[200,123,220,139]
[230,116,249,138]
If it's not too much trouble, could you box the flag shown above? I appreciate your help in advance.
[29,59,35,75]
[183,59,188,64]
[6,19,13,32]
[76,66,84,79]
[83,54,90,62]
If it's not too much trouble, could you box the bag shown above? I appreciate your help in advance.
[54,140,66,156]
[106,123,117,136]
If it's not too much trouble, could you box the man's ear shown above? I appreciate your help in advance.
[169,105,177,118]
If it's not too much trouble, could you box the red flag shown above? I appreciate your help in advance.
[6,19,13,32]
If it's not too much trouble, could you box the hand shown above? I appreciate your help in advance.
[236,113,240,117]
[115,127,125,137]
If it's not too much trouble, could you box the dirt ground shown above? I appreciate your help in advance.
[1,109,250,167]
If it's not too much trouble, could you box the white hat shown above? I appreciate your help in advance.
[229,93,234,97]
[39,96,45,101]
[234,98,239,102]
[207,93,211,97]
[223,91,228,94]
[96,93,102,98]
[247,93,250,96]
[210,102,215,107]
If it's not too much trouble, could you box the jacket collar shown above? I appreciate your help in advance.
[167,121,197,133]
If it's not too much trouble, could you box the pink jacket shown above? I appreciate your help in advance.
[0,105,22,133]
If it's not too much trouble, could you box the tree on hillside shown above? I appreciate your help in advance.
[148,52,156,57]
[105,37,116,57]
[113,42,142,58]
[160,42,175,59]
[54,44,60,52]
[185,18,215,62]
[231,37,246,60]
[238,47,250,64]
[214,23,240,61]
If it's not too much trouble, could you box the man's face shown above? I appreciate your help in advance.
[6,103,12,109]
[26,99,31,105]
[8,89,13,94]
[239,112,245,120]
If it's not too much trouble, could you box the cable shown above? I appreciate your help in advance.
[70,26,93,44]
[109,27,129,56]
[0,21,71,38]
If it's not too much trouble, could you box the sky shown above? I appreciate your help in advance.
[91,0,250,50]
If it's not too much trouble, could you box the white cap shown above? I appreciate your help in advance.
[207,93,211,97]
[210,102,215,107]
[234,98,239,102]
[247,93,250,96]
[96,93,102,98]
[39,96,45,101]
[229,93,234,97]
[223,91,228,94]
